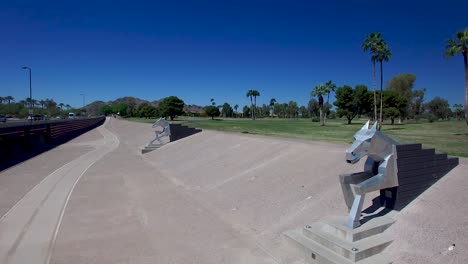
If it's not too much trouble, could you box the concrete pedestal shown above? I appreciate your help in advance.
[284,216,395,263]
[141,144,162,154]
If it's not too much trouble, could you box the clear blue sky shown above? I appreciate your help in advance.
[1,0,467,109]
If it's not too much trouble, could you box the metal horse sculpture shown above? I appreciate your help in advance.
[149,118,171,145]
[340,121,399,228]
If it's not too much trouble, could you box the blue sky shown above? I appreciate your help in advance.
[0,0,467,109]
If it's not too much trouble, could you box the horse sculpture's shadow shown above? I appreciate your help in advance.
[360,197,392,225]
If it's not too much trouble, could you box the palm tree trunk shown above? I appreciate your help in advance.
[253,96,256,120]
[379,60,383,126]
[319,107,324,126]
[464,53,468,125]
[250,96,253,120]
[372,60,377,122]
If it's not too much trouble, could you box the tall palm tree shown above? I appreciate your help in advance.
[362,32,384,122]
[374,41,392,125]
[445,29,468,125]
[311,84,327,126]
[5,96,14,104]
[246,90,260,120]
[39,99,46,109]
[66,104,71,110]
[59,103,65,110]
[234,104,239,117]
[324,81,336,104]
[269,98,277,116]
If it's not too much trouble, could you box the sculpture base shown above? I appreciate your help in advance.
[284,216,395,263]
[141,143,163,154]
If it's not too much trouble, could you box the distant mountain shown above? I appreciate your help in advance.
[84,96,205,116]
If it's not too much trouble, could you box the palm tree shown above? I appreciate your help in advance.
[311,84,327,126]
[39,99,46,109]
[445,29,468,125]
[246,90,260,120]
[269,98,277,116]
[234,104,239,117]
[374,41,392,125]
[210,98,215,106]
[323,80,336,123]
[5,96,14,104]
[362,32,384,122]
[66,104,71,110]
[59,103,65,110]
[0,97,3,104]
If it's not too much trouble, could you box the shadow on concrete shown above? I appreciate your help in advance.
[360,197,393,225]
[0,120,104,172]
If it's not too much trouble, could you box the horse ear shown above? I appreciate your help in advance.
[360,120,370,131]
[371,121,378,131]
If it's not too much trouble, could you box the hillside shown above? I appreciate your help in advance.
[85,96,204,116]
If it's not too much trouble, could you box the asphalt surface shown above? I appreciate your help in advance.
[0,117,466,263]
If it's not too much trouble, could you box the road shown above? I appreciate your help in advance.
[0,117,119,264]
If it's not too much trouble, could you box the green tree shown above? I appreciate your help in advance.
[445,29,468,124]
[233,104,239,117]
[299,106,308,118]
[410,89,426,119]
[205,105,220,120]
[99,105,113,116]
[334,85,373,124]
[382,90,408,125]
[453,103,464,120]
[112,103,128,116]
[242,105,250,118]
[246,90,260,120]
[374,41,392,124]
[387,73,417,122]
[307,98,319,119]
[221,103,233,117]
[426,97,450,120]
[287,101,299,118]
[362,32,384,122]
[385,107,400,125]
[311,84,327,125]
[269,98,277,116]
[159,96,185,120]
[5,96,14,105]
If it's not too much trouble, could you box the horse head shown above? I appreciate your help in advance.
[152,117,163,128]
[346,121,378,164]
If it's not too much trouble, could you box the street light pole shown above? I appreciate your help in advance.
[22,66,33,117]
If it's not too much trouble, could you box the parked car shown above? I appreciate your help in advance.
[0,115,6,122]
[27,115,45,121]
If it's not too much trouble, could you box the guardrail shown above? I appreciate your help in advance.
[0,117,105,171]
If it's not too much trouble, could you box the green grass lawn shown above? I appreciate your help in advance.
[128,117,468,157]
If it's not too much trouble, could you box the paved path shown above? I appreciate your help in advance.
[0,118,119,264]
[0,117,467,264]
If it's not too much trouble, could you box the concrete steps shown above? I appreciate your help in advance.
[380,143,459,210]
[284,216,394,263]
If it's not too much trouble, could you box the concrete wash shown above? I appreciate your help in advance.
[0,118,466,263]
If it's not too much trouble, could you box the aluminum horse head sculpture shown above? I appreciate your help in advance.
[149,118,171,145]
[340,121,399,228]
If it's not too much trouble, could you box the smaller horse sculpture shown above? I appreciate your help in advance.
[149,118,171,145]
[340,121,399,228]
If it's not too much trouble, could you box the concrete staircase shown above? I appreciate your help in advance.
[284,216,395,263]
[380,143,459,210]
[169,123,202,142]
[141,123,202,154]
